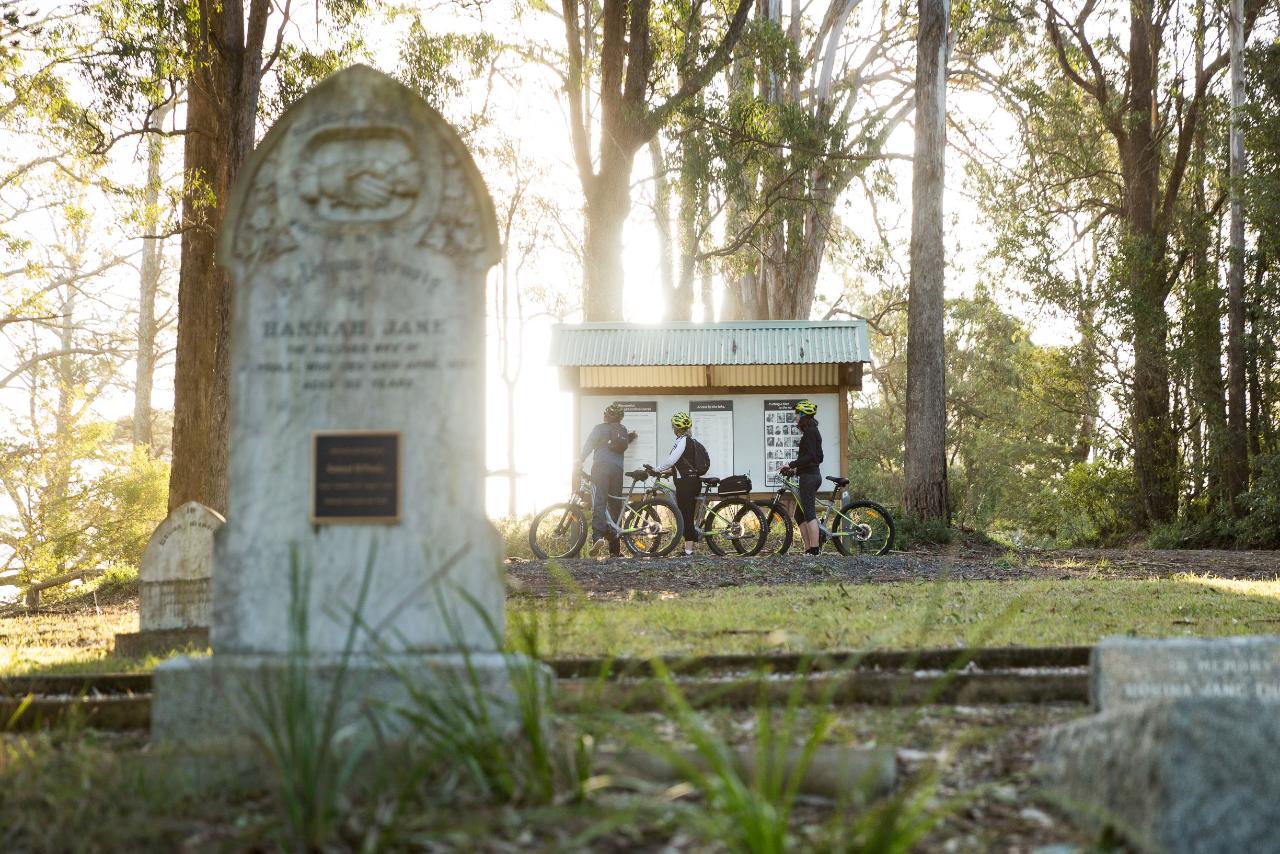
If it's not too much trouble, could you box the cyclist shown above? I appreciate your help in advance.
[578,402,636,556]
[655,411,702,556]
[780,399,823,555]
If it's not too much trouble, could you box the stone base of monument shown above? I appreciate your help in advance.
[114,627,210,659]
[1036,697,1280,854]
[152,652,549,746]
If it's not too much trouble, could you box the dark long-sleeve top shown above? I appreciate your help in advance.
[579,422,628,468]
[789,422,823,474]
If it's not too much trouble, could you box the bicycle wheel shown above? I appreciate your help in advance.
[528,503,587,559]
[622,498,683,557]
[759,502,793,555]
[831,500,896,556]
[704,498,765,556]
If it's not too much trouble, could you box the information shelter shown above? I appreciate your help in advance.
[551,321,872,495]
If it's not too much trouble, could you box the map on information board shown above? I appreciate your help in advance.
[691,400,733,479]
[763,400,803,486]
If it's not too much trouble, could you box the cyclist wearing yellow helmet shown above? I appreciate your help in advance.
[579,402,637,556]
[780,399,823,555]
[655,410,703,556]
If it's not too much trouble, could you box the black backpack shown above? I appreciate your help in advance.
[678,436,711,477]
[605,423,632,454]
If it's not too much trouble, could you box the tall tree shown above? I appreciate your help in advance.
[1041,0,1265,524]
[167,0,277,514]
[903,0,951,521]
[1224,0,1249,508]
[560,0,753,320]
[133,95,175,451]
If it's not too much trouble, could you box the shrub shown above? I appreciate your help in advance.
[1237,453,1280,548]
[1050,458,1140,547]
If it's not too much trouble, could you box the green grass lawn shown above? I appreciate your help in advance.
[4,575,1280,675]
[514,575,1280,658]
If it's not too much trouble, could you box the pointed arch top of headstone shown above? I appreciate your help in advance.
[219,64,500,276]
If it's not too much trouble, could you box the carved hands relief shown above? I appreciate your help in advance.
[297,128,423,222]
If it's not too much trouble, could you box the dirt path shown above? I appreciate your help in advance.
[506,548,1280,598]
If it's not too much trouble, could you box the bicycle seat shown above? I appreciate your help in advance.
[626,469,650,480]
[700,476,721,486]
[826,476,849,487]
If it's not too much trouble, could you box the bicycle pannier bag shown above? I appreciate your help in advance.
[717,474,752,494]
[679,437,712,477]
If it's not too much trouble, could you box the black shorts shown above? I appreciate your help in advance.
[797,472,821,523]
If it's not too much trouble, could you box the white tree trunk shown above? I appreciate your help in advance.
[1225,0,1249,507]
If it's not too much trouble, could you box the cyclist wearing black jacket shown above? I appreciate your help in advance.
[780,399,823,555]
[579,403,636,557]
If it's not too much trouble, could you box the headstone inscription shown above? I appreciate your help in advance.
[114,501,222,657]
[152,65,516,743]
[1091,635,1280,708]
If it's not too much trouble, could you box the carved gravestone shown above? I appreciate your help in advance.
[152,65,521,743]
[114,502,222,657]
[1038,637,1280,853]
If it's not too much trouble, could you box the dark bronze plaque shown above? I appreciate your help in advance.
[311,432,401,524]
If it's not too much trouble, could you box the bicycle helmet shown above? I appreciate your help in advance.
[671,411,692,430]
[793,399,817,416]
[603,403,624,422]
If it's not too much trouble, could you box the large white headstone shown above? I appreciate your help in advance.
[153,65,515,743]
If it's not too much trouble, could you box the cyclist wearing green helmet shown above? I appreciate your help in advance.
[579,402,637,556]
[655,410,702,556]
[779,399,823,555]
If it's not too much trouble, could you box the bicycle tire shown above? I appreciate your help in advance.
[759,502,794,555]
[622,498,683,557]
[702,497,761,556]
[528,503,587,559]
[704,498,766,556]
[831,500,896,556]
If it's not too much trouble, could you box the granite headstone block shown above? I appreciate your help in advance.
[1037,697,1280,854]
[1092,635,1280,709]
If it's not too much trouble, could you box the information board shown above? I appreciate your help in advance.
[311,431,400,523]
[763,400,803,487]
[616,400,657,472]
[691,400,734,479]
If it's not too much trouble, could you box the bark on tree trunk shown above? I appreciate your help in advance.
[903,0,950,522]
[168,0,269,514]
[582,163,632,321]
[1225,0,1249,509]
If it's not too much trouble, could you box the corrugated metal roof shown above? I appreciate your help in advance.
[550,321,870,366]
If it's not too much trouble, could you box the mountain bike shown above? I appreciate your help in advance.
[527,468,683,559]
[644,465,768,556]
[758,474,895,556]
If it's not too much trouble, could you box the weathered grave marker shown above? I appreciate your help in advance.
[1091,635,1280,708]
[115,501,222,656]
[152,65,519,743]
[1039,636,1280,853]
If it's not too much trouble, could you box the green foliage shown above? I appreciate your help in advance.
[893,513,955,549]
[1050,458,1139,547]
[1236,454,1280,549]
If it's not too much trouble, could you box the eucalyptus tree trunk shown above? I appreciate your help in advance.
[168,0,272,514]
[903,0,950,521]
[134,98,174,452]
[1225,0,1249,508]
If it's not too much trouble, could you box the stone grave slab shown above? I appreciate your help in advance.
[1038,697,1280,854]
[152,65,535,746]
[1091,635,1280,709]
[115,501,222,657]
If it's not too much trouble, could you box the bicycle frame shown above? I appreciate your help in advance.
[648,472,746,539]
[772,476,863,542]
[574,472,665,538]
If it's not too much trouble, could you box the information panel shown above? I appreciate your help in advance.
[616,400,657,472]
[311,431,400,523]
[763,400,803,487]
[691,400,734,479]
